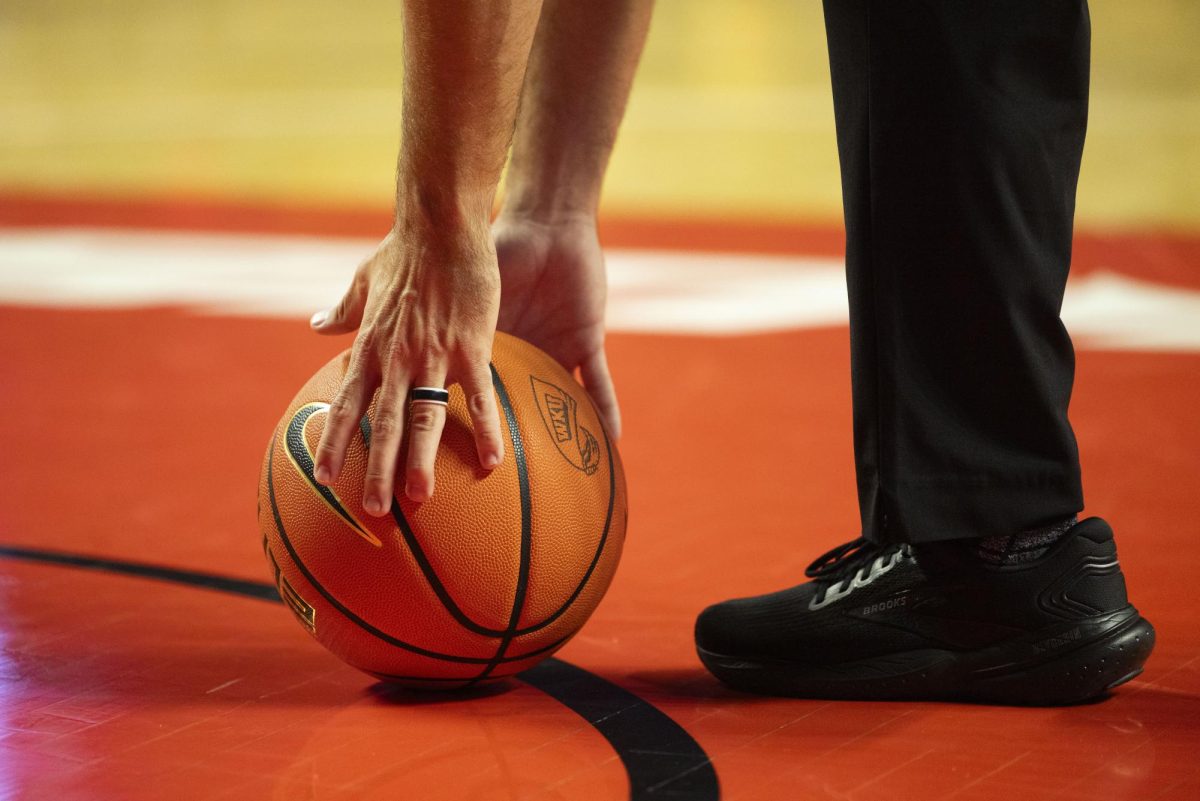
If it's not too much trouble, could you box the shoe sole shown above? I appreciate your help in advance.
[697,606,1155,706]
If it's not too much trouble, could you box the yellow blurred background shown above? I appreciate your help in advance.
[1,0,1197,231]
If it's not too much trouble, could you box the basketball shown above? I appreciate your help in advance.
[257,332,627,688]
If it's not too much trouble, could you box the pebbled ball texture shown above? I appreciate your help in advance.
[258,332,627,689]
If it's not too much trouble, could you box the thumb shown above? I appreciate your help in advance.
[311,276,367,335]
[581,349,622,440]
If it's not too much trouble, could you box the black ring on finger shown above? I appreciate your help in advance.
[410,387,450,407]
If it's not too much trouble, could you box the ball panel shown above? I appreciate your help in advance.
[350,402,524,635]
[264,447,515,666]
[265,522,506,681]
[490,334,627,631]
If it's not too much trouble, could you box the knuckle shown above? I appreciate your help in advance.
[385,342,412,367]
[406,465,432,485]
[327,397,355,419]
[353,325,376,350]
[407,342,444,372]
[467,390,493,417]
[340,358,366,385]
[408,410,439,433]
[364,463,393,483]
[461,343,492,366]
[422,340,449,363]
[314,443,341,464]
[372,412,402,439]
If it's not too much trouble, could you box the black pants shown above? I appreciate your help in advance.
[822,1,1090,544]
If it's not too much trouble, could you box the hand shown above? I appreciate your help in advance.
[308,223,504,512]
[492,213,621,438]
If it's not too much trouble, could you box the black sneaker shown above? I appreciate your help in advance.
[694,517,1155,705]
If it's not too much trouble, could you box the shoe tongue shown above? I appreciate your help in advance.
[806,537,868,577]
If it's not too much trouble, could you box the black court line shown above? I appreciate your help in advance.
[0,545,282,602]
[524,660,722,800]
[0,544,720,801]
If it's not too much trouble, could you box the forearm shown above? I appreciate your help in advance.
[398,0,544,235]
[502,0,654,222]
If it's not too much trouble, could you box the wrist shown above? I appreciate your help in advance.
[394,135,500,227]
[501,145,606,225]
[499,182,600,229]
[393,179,495,252]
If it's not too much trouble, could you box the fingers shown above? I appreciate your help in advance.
[461,362,505,472]
[581,349,622,440]
[309,230,504,513]
[311,272,368,335]
[316,352,502,513]
[358,367,411,516]
[403,372,450,504]
[314,354,376,486]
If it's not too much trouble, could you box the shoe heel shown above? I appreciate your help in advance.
[975,615,1156,706]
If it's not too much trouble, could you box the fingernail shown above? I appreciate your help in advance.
[364,496,383,515]
[483,453,499,469]
[314,464,330,484]
[310,310,328,328]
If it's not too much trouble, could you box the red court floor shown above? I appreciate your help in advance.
[0,212,1198,801]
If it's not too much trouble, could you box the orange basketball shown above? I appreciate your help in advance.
[257,332,627,689]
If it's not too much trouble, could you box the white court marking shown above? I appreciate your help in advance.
[0,228,1197,352]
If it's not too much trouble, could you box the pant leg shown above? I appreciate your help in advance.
[821,0,1090,544]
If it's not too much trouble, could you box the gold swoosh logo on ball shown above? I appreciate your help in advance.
[283,402,382,547]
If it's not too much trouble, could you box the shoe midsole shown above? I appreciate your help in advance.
[698,606,1145,683]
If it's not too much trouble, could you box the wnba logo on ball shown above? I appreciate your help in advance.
[531,377,600,475]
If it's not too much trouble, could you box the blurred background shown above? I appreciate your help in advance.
[1,6,1199,800]
[2,0,1197,232]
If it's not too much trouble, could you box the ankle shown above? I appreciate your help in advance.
[976,516,1078,566]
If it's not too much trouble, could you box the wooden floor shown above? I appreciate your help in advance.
[1,1,1198,798]
[0,211,1198,800]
